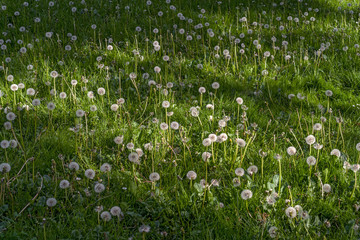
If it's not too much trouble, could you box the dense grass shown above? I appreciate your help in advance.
[0,0,360,239]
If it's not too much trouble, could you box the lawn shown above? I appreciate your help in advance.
[0,0,360,239]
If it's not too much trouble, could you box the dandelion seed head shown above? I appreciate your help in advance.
[313,123,322,131]
[330,149,341,157]
[26,88,36,96]
[199,87,206,94]
[344,161,351,170]
[0,163,11,173]
[127,142,134,150]
[208,134,217,142]
[202,138,211,147]
[285,207,297,218]
[4,122,12,130]
[268,226,278,238]
[323,184,331,193]
[6,112,16,121]
[211,82,220,89]
[94,183,105,193]
[9,140,17,148]
[47,102,55,110]
[0,140,10,149]
[162,101,170,108]
[241,189,253,200]
[46,198,57,207]
[149,172,160,182]
[90,105,97,111]
[100,163,111,172]
[232,178,241,187]
[247,165,258,175]
[306,156,316,166]
[325,90,333,97]
[10,84,18,91]
[186,170,197,180]
[219,133,228,142]
[236,138,246,148]
[114,136,124,145]
[100,211,112,221]
[68,162,79,171]
[305,135,316,145]
[59,180,70,189]
[351,164,360,173]
[139,224,151,233]
[235,168,245,177]
[218,120,226,128]
[128,152,140,164]
[301,211,310,220]
[313,143,323,150]
[110,104,119,111]
[170,121,179,130]
[97,87,106,95]
[85,169,95,179]
[160,122,168,130]
[236,97,243,105]
[76,109,85,117]
[287,146,297,156]
[356,143,360,151]
[50,71,58,78]
[59,92,67,99]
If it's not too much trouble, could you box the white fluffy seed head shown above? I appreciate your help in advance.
[162,101,170,108]
[100,211,112,221]
[305,135,316,145]
[128,152,140,164]
[268,226,278,238]
[149,172,160,182]
[285,207,297,218]
[313,123,322,131]
[46,198,57,207]
[100,163,111,172]
[323,184,331,193]
[186,171,197,180]
[85,169,95,179]
[139,224,151,233]
[306,156,316,166]
[59,180,70,189]
[170,121,179,130]
[235,168,245,177]
[202,138,211,147]
[114,136,124,145]
[356,143,360,152]
[202,152,211,161]
[68,162,79,171]
[0,163,11,173]
[94,183,105,193]
[330,149,341,157]
[236,97,243,105]
[247,165,258,175]
[287,146,297,156]
[236,138,246,148]
[208,134,217,142]
[241,189,253,200]
[110,206,123,217]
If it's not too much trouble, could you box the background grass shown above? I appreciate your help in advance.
[0,0,360,239]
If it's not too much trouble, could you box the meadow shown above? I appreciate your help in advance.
[1,0,360,239]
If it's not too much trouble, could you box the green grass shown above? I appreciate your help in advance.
[0,0,360,239]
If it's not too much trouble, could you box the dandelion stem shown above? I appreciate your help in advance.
[261,156,264,181]
[278,159,282,195]
[308,166,312,192]
[288,187,293,206]
[328,111,332,149]
[351,172,357,198]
